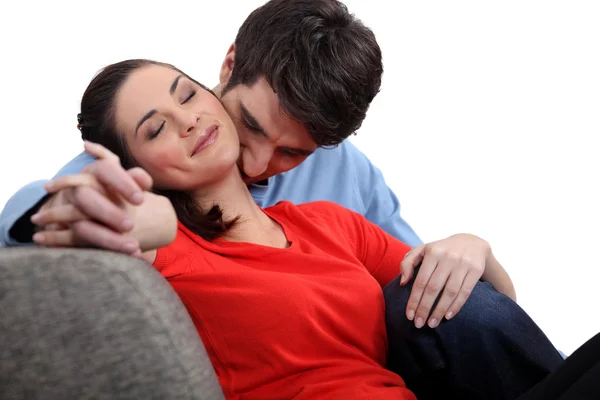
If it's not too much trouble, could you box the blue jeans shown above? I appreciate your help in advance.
[384,276,565,400]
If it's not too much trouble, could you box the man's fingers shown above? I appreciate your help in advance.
[72,220,140,255]
[85,160,145,205]
[44,174,102,194]
[83,140,121,163]
[33,229,76,247]
[31,204,87,226]
[32,220,140,255]
[71,187,133,233]
[44,223,66,232]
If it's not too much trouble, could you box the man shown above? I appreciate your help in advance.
[0,0,563,398]
[2,0,420,251]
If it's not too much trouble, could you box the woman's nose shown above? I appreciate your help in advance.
[178,112,200,137]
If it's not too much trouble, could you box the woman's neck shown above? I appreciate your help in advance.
[192,169,289,247]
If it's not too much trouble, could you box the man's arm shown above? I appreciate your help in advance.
[0,152,96,246]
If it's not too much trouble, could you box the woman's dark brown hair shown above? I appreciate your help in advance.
[77,59,236,241]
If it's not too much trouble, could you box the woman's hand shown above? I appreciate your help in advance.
[400,234,492,329]
[31,170,143,253]
[30,142,177,255]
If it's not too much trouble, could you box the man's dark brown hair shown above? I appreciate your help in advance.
[223,0,383,147]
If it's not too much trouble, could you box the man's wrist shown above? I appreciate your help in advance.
[8,194,51,243]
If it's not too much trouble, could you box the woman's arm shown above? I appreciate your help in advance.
[125,191,177,253]
[482,250,517,301]
[400,234,518,328]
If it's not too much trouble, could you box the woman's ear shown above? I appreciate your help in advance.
[219,44,236,87]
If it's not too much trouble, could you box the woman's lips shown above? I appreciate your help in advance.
[191,125,219,156]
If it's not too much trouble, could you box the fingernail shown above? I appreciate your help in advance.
[399,275,405,285]
[415,317,425,329]
[44,182,56,192]
[122,242,138,254]
[407,309,415,321]
[429,318,438,328]
[120,218,134,231]
[30,213,41,224]
[131,192,144,203]
[446,311,454,320]
[33,232,45,243]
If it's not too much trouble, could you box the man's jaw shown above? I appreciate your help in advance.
[241,172,265,186]
[237,163,256,185]
[241,170,253,185]
[238,166,269,186]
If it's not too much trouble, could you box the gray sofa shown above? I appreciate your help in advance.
[0,247,225,400]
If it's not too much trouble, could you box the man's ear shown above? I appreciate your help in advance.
[219,44,236,87]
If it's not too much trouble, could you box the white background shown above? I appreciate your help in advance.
[1,1,598,355]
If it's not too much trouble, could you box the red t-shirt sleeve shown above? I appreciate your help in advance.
[153,223,198,279]
[310,201,412,287]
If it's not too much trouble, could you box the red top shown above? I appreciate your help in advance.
[154,201,415,400]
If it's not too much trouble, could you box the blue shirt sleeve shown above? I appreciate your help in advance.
[347,142,423,247]
[0,152,96,246]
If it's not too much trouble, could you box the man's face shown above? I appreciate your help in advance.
[219,56,318,184]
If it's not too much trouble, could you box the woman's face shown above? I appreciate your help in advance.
[114,64,240,191]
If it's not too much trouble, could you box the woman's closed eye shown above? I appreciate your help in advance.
[148,121,165,140]
[181,90,196,104]
[146,86,196,140]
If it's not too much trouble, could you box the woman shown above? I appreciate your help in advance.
[32,59,598,400]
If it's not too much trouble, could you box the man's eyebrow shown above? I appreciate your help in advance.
[280,146,314,156]
[135,109,157,137]
[170,75,183,95]
[240,103,269,137]
[240,103,315,156]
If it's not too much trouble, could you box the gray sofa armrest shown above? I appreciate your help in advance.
[0,248,224,400]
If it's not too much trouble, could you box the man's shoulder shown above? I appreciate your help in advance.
[54,151,97,178]
[280,141,376,183]
[260,141,378,212]
[286,140,377,185]
[301,140,369,168]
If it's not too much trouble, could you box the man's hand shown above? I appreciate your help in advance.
[400,234,491,329]
[30,141,153,254]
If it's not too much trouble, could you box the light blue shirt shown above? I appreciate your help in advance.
[0,141,421,247]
